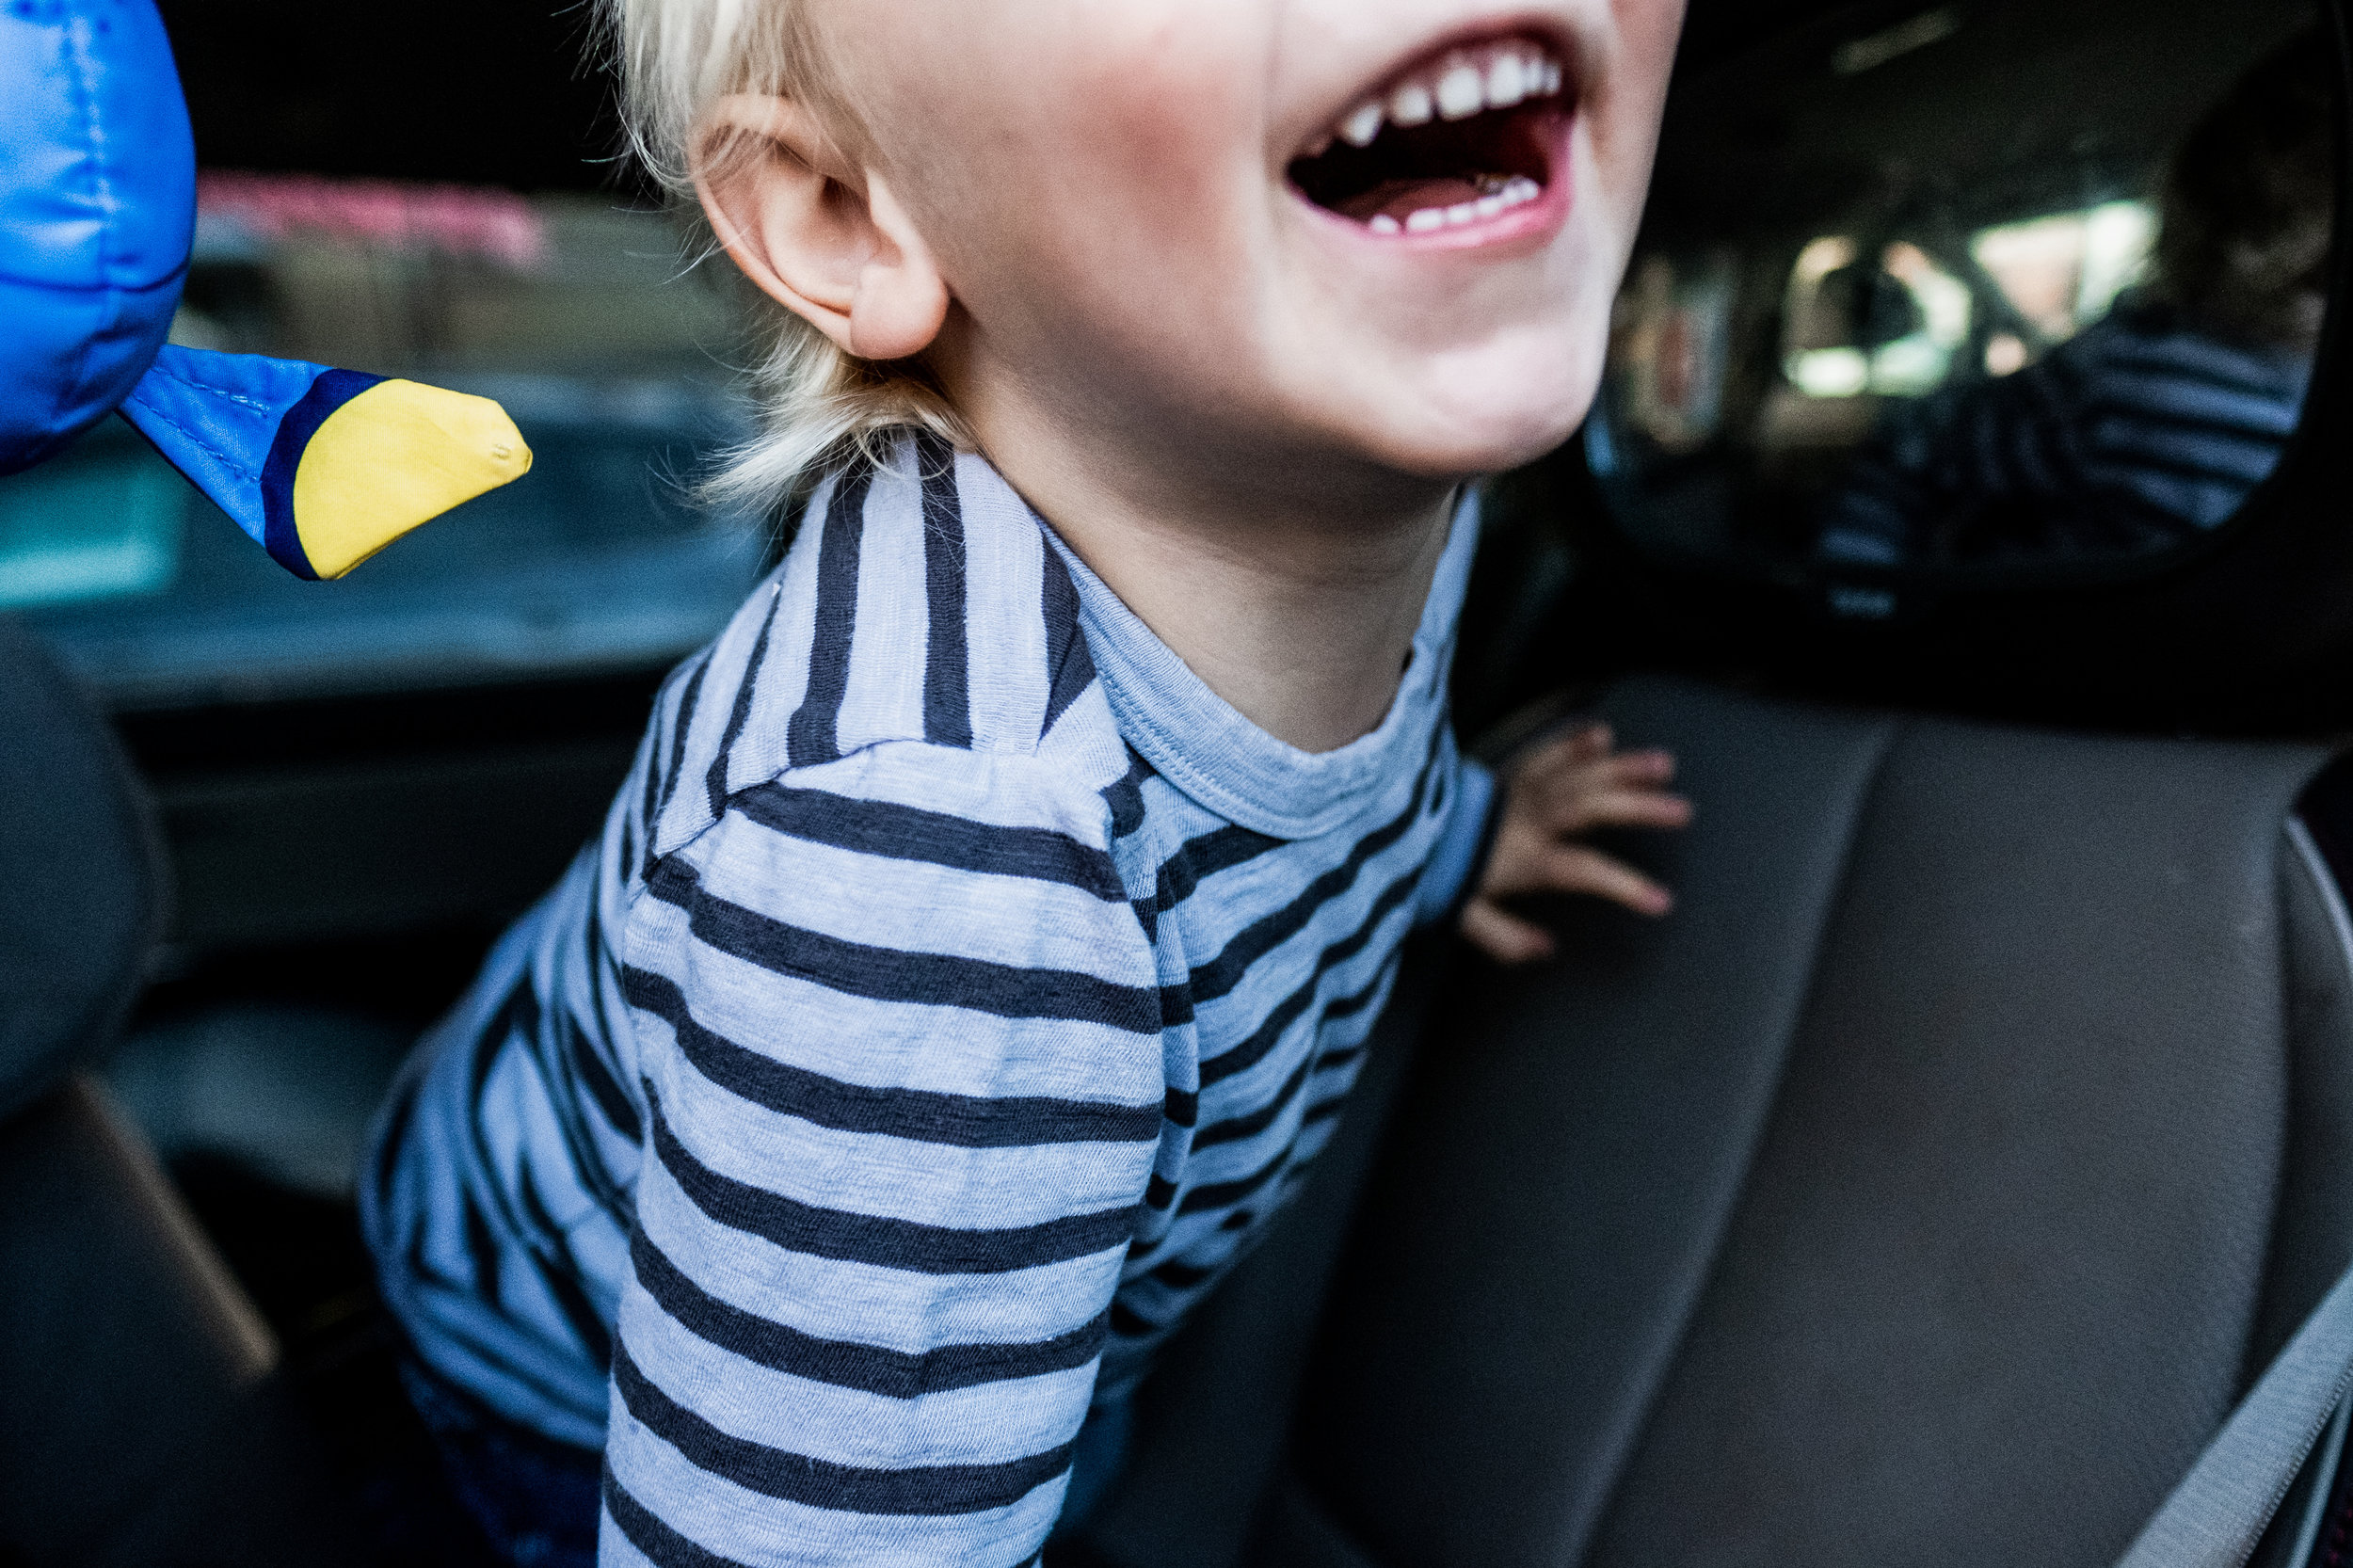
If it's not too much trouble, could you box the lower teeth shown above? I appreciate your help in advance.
[1367,174,1542,235]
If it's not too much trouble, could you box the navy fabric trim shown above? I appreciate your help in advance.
[527,1005,634,1224]
[650,1099,1139,1274]
[1192,1050,1315,1153]
[732,781,1127,903]
[463,980,539,1245]
[644,858,1162,1035]
[1144,824,1286,930]
[1102,749,1153,840]
[915,432,973,749]
[258,366,381,580]
[511,1152,616,1365]
[1108,1302,1159,1337]
[1175,1142,1291,1215]
[456,1192,500,1304]
[1199,863,1417,1089]
[546,976,640,1142]
[641,715,666,857]
[1301,1090,1351,1128]
[787,461,874,768]
[613,1343,1073,1515]
[1186,757,1435,1007]
[602,1470,752,1568]
[622,968,1160,1147]
[630,1227,1109,1398]
[706,591,784,818]
[1148,1256,1216,1289]
[657,655,711,840]
[1039,552,1093,740]
[585,904,654,1134]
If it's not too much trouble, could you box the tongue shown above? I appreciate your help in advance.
[1337,175,1499,225]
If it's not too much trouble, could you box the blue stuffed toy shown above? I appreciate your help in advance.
[1,0,530,578]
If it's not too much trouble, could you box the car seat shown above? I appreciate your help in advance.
[1067,674,2350,1568]
[0,616,348,1567]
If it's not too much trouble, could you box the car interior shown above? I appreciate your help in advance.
[2,0,2349,1564]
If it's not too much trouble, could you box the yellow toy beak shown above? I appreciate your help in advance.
[290,379,533,578]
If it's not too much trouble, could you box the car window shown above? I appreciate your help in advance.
[0,174,765,709]
[1591,0,2334,590]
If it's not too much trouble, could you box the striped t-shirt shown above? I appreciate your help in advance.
[1817,298,2311,567]
[361,433,1495,1564]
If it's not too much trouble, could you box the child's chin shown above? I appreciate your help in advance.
[1353,412,1584,482]
[1359,381,1597,480]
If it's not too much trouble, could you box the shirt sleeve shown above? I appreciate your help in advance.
[1416,753,1498,926]
[600,744,1166,1567]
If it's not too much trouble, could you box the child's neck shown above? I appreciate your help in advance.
[968,401,1458,756]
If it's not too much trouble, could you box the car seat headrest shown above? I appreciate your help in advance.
[0,618,168,1122]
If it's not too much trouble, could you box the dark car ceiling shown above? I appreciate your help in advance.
[158,0,2306,219]
[1653,0,2317,246]
[158,0,1834,196]
[155,0,634,195]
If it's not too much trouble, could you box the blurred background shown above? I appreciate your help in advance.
[1591,0,2328,582]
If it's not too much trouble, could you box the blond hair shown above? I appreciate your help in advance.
[605,0,969,513]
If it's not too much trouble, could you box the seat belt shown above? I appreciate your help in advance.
[2115,1262,2353,1567]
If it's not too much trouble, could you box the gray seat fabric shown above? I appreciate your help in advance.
[0,1077,352,1567]
[1070,674,2353,1568]
[0,615,166,1121]
[0,619,356,1565]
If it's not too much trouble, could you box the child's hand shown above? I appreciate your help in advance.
[1460,724,1693,965]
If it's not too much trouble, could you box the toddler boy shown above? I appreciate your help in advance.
[364,1,1690,1561]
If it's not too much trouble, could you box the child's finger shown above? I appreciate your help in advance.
[1547,786,1693,834]
[1601,748,1676,784]
[1460,897,1559,965]
[1514,724,1608,784]
[1521,748,1676,820]
[1540,843,1673,916]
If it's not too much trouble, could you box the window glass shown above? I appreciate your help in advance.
[1592,0,2333,584]
[0,173,763,708]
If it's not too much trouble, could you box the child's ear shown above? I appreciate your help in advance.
[692,95,950,362]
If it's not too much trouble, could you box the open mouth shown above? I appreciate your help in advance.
[1289,37,1572,238]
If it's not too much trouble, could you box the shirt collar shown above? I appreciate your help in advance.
[1032,484,1479,840]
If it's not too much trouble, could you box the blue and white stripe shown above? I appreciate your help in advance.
[1819,298,2312,566]
[362,432,1492,1565]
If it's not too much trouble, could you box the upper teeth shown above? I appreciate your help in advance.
[1339,100,1385,147]
[1329,40,1565,150]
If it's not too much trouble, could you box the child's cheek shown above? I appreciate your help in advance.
[1611,0,1690,86]
[1018,38,1270,361]
[1072,28,1260,257]
[1591,0,1685,177]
